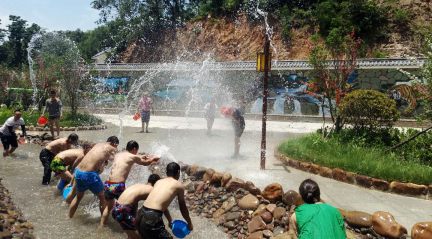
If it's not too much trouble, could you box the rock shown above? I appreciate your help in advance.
[245,181,261,196]
[178,161,189,172]
[213,208,225,219]
[263,230,273,238]
[20,222,34,229]
[211,172,223,185]
[239,194,260,210]
[248,216,267,233]
[28,126,35,131]
[309,164,320,174]
[411,222,432,239]
[261,211,273,223]
[372,179,390,191]
[346,230,356,239]
[261,183,283,203]
[372,211,407,238]
[318,166,333,178]
[298,162,311,172]
[282,190,303,208]
[266,204,277,214]
[224,221,236,229]
[0,231,12,238]
[390,182,428,195]
[194,167,207,180]
[189,165,199,175]
[203,168,215,183]
[222,173,232,187]
[253,204,267,217]
[266,223,274,232]
[226,178,245,192]
[273,227,284,236]
[332,168,347,181]
[225,212,242,221]
[273,207,287,221]
[346,172,355,183]
[355,175,373,188]
[345,211,372,228]
[247,231,263,239]
[271,229,297,239]
[222,200,236,212]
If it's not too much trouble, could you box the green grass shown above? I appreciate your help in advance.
[0,108,102,127]
[278,133,432,185]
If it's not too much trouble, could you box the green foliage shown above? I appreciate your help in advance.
[278,131,432,185]
[338,90,400,132]
[373,50,389,58]
[0,108,102,127]
[394,9,412,25]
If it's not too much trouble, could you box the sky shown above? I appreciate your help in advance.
[0,0,100,31]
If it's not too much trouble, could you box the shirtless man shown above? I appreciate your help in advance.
[39,134,79,185]
[135,162,193,239]
[51,143,94,182]
[68,136,119,218]
[112,174,172,239]
[100,140,160,226]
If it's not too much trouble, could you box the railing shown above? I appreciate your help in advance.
[93,58,426,71]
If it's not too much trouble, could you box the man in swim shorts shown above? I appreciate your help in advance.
[112,174,170,239]
[51,143,94,182]
[39,134,79,185]
[100,140,160,226]
[68,136,119,218]
[135,162,193,239]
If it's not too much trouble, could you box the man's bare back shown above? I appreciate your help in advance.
[45,138,72,155]
[56,149,84,166]
[78,143,116,173]
[117,184,153,208]
[144,177,183,212]
[107,152,159,183]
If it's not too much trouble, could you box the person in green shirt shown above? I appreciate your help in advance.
[289,179,346,239]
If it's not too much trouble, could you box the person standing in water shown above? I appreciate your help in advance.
[0,109,26,157]
[204,98,218,135]
[230,107,245,158]
[100,140,160,227]
[136,92,153,133]
[135,162,193,238]
[42,90,63,137]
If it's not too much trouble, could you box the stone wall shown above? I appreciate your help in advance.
[150,161,432,239]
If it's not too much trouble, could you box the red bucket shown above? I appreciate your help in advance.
[37,116,48,126]
[221,107,233,117]
[133,113,141,121]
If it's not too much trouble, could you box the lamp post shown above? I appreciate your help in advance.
[256,36,271,170]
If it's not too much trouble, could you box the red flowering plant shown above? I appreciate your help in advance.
[307,30,361,132]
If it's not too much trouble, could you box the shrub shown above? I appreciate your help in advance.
[338,90,400,132]
[394,9,411,25]
[373,50,389,58]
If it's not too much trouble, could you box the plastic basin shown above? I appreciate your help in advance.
[57,179,67,191]
[171,220,190,238]
[221,107,233,117]
[133,113,141,121]
[63,186,73,199]
[37,116,48,126]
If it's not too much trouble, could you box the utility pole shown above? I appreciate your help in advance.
[260,36,271,170]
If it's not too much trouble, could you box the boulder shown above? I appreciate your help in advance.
[211,172,223,185]
[226,178,245,192]
[245,181,261,196]
[411,222,432,239]
[309,164,320,174]
[345,211,372,228]
[372,179,390,191]
[248,216,267,233]
[252,204,267,217]
[202,168,215,183]
[318,166,332,178]
[390,182,428,195]
[239,194,259,210]
[266,204,277,214]
[261,211,273,223]
[332,168,347,181]
[261,183,283,203]
[221,173,232,187]
[298,162,311,172]
[273,207,287,221]
[178,161,189,172]
[194,167,207,180]
[372,211,407,238]
[355,175,373,188]
[247,231,264,239]
[189,165,199,175]
[282,190,303,208]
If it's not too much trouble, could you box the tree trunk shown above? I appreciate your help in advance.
[386,126,432,152]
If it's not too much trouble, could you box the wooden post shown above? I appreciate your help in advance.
[260,36,270,170]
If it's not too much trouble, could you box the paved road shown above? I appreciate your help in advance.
[97,114,432,232]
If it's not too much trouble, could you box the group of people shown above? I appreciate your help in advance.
[37,135,193,238]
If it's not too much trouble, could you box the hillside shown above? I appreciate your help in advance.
[119,0,432,63]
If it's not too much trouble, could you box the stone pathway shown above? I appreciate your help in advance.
[97,114,432,232]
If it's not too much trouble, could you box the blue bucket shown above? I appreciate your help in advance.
[63,186,73,199]
[57,179,67,191]
[171,220,190,238]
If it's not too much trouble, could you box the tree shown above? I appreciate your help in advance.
[308,30,361,132]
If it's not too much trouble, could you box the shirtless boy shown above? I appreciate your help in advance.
[100,140,160,226]
[39,134,79,185]
[112,174,172,239]
[68,136,119,218]
[135,162,193,239]
[51,143,94,182]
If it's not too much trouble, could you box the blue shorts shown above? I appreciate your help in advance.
[75,169,104,195]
